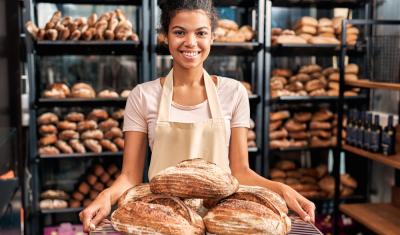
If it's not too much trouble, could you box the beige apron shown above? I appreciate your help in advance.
[148,69,230,180]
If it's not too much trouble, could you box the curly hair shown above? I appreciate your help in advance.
[159,0,219,34]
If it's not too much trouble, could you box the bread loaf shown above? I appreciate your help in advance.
[118,184,152,207]
[203,199,290,235]
[112,195,205,235]
[150,159,239,199]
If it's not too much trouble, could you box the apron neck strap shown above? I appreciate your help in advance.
[158,68,224,122]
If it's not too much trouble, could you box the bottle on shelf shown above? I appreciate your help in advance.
[363,113,373,151]
[346,109,355,145]
[370,114,382,153]
[382,115,396,155]
[356,111,365,148]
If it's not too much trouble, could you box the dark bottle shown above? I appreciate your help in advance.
[356,111,365,148]
[346,110,354,145]
[352,111,360,147]
[363,113,373,150]
[370,115,382,153]
[382,115,396,155]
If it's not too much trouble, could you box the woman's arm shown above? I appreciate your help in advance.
[229,127,315,223]
[80,131,147,231]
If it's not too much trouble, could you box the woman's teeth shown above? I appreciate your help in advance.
[182,51,199,58]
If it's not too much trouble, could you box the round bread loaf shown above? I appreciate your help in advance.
[203,199,290,235]
[150,158,239,199]
[118,184,152,208]
[112,195,205,235]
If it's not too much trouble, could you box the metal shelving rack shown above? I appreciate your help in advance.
[337,19,400,235]
[22,0,149,234]
[264,1,372,234]
[149,0,266,174]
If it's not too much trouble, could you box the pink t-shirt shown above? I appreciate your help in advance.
[123,76,250,150]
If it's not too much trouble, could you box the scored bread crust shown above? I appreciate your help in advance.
[203,199,290,235]
[150,159,239,199]
[118,184,152,208]
[112,195,205,235]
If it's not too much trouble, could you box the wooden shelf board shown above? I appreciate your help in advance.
[346,79,400,91]
[340,203,400,235]
[343,144,400,170]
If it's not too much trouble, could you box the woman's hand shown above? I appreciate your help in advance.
[79,191,112,232]
[277,183,316,223]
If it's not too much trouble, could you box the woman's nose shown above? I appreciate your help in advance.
[184,34,197,47]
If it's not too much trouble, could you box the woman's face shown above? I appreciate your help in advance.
[166,10,214,70]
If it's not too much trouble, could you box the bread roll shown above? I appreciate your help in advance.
[310,136,333,147]
[218,19,239,30]
[318,18,333,27]
[39,124,58,135]
[39,146,60,155]
[345,63,359,74]
[310,121,332,130]
[111,195,205,235]
[100,139,118,152]
[274,35,307,44]
[88,109,109,121]
[98,89,119,98]
[99,118,119,131]
[294,16,318,27]
[300,64,322,74]
[308,36,340,45]
[284,119,307,132]
[270,111,290,121]
[150,159,239,199]
[288,131,309,140]
[270,128,288,140]
[341,174,357,188]
[295,25,317,35]
[69,139,86,153]
[83,139,102,153]
[298,33,313,41]
[269,120,282,132]
[276,160,296,171]
[104,127,123,139]
[305,79,325,92]
[81,130,104,140]
[312,108,333,121]
[39,135,58,146]
[204,199,289,235]
[293,112,312,123]
[77,120,98,132]
[272,69,292,78]
[111,109,125,120]
[38,112,59,125]
[57,121,77,131]
[65,112,84,122]
[55,140,73,154]
[270,139,290,149]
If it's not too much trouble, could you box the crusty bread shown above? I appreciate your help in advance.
[150,159,239,199]
[203,199,290,235]
[112,195,205,235]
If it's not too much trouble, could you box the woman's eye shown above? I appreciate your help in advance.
[174,31,185,36]
[197,31,208,37]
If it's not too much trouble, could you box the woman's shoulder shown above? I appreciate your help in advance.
[216,76,246,92]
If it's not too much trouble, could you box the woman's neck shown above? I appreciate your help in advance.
[172,64,204,87]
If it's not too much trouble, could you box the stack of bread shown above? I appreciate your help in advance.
[214,19,255,42]
[39,189,69,210]
[37,109,124,156]
[248,119,257,148]
[25,9,139,41]
[70,164,120,208]
[270,160,358,199]
[270,63,360,98]
[326,63,360,97]
[42,82,131,99]
[269,108,338,149]
[111,159,292,235]
[272,16,358,45]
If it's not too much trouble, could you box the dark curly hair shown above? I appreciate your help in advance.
[159,0,219,34]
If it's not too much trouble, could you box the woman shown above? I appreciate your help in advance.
[80,0,315,231]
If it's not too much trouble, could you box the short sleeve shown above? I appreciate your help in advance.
[123,85,148,133]
[231,82,250,128]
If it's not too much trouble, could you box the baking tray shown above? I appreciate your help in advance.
[89,216,323,234]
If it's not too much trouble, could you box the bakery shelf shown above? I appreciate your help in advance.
[156,42,262,56]
[268,44,364,56]
[271,0,365,8]
[37,98,128,107]
[269,95,367,105]
[41,207,83,214]
[340,203,400,235]
[342,144,400,170]
[269,146,334,152]
[39,151,123,159]
[34,0,142,5]
[34,41,142,56]
[345,79,400,91]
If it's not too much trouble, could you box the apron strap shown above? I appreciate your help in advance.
[157,69,224,122]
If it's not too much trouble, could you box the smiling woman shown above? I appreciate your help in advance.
[79,0,316,233]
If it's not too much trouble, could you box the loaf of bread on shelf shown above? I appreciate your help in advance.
[104,127,123,139]
[88,109,109,121]
[69,139,86,153]
[57,121,77,131]
[274,35,308,45]
[270,110,290,121]
[83,139,102,153]
[71,82,96,98]
[308,36,340,45]
[41,189,69,200]
[270,128,288,140]
[39,135,58,146]
[312,108,333,121]
[288,131,309,140]
[340,174,357,189]
[77,120,98,132]
[285,119,307,132]
[293,112,312,123]
[111,109,124,120]
[39,146,60,155]
[65,112,85,122]
[269,120,282,132]
[270,139,290,149]
[99,139,119,152]
[98,89,119,98]
[294,16,318,28]
[99,118,119,131]
[276,160,296,171]
[114,137,124,150]
[55,140,73,154]
[38,112,59,125]
[150,159,239,199]
[39,124,58,135]
[112,195,205,235]
[295,25,317,35]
